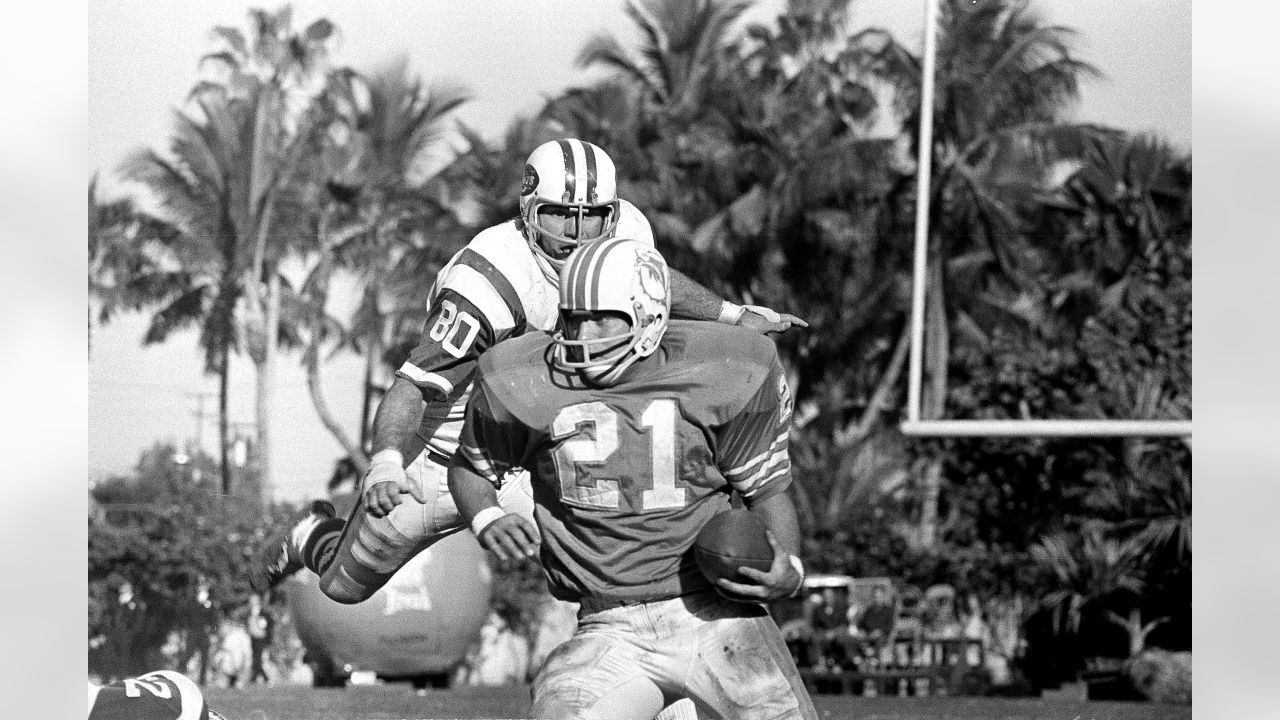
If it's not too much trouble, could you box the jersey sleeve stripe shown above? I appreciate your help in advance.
[727,446,789,487]
[722,429,789,477]
[456,248,526,326]
[730,453,791,497]
[443,263,517,333]
[460,444,503,486]
[396,362,455,395]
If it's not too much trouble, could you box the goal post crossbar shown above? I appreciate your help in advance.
[900,0,1189,439]
[901,420,1191,438]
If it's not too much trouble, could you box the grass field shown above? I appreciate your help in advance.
[204,684,1192,720]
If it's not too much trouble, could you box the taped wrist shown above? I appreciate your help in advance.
[370,448,404,470]
[717,301,745,325]
[471,506,507,538]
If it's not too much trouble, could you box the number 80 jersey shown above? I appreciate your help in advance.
[459,320,795,605]
[395,200,655,460]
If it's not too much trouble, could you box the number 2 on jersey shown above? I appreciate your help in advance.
[551,399,686,511]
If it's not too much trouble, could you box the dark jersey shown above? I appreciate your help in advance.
[459,320,795,605]
[88,671,226,720]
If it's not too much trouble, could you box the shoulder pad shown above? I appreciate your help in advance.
[615,199,655,246]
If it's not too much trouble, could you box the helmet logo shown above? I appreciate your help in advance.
[520,164,539,196]
[636,250,667,304]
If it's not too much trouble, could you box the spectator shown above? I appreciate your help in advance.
[246,593,274,685]
[856,585,897,649]
[922,584,963,640]
[463,612,530,686]
[960,593,993,668]
[210,611,253,688]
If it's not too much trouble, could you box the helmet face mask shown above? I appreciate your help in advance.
[525,199,618,260]
[519,139,621,279]
[557,310,634,369]
[552,238,670,386]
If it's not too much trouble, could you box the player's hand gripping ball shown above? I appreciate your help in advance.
[694,509,774,603]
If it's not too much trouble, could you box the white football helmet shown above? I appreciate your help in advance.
[519,139,621,281]
[553,237,670,386]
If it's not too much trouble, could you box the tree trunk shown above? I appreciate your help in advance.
[253,272,282,502]
[306,348,369,475]
[917,249,950,550]
[360,337,380,452]
[218,339,232,495]
[813,320,914,531]
[1105,608,1170,658]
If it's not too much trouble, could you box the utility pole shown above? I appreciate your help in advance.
[187,391,216,484]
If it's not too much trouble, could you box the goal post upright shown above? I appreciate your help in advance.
[906,0,940,426]
[899,0,1189,440]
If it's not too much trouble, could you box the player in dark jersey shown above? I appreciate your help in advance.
[450,238,819,719]
[88,670,227,720]
[249,139,805,607]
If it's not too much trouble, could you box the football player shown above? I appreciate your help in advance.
[88,670,228,720]
[449,238,819,719]
[250,138,805,605]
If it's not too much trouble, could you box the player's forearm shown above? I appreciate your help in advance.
[369,376,427,456]
[744,488,803,559]
[447,460,501,525]
[668,268,737,322]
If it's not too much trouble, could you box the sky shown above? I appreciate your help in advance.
[87,0,1192,504]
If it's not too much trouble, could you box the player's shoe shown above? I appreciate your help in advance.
[250,499,337,593]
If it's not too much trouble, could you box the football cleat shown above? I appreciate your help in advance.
[249,499,337,593]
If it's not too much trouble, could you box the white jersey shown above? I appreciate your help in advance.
[396,200,654,459]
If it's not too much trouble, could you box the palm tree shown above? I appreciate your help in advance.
[1029,523,1167,658]
[91,164,240,494]
[897,0,1108,548]
[293,56,470,470]
[177,6,349,497]
[575,0,752,122]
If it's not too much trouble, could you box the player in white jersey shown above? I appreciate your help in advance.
[250,138,804,604]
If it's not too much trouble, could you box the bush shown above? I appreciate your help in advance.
[88,443,287,681]
[1127,649,1191,705]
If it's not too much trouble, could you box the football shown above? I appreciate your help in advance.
[694,509,774,601]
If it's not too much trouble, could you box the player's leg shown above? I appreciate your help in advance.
[314,450,467,603]
[251,448,460,603]
[249,498,341,593]
[659,594,818,720]
[531,620,666,720]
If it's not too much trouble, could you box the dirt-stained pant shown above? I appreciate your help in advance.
[533,591,819,720]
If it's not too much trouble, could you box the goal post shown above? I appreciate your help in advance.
[900,0,1189,439]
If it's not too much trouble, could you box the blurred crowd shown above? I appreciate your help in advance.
[778,580,1019,689]
[89,580,308,688]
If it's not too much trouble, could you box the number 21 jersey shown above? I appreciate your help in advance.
[459,320,795,605]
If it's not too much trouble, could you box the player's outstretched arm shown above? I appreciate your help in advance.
[716,490,806,603]
[448,458,539,569]
[667,268,808,335]
[363,377,429,517]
